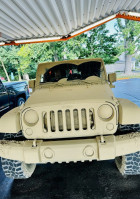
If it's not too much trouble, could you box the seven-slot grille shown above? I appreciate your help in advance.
[43,108,94,133]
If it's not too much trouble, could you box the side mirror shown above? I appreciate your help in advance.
[29,79,36,92]
[108,73,116,88]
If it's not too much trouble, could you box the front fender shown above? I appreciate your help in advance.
[118,98,140,125]
[0,107,21,133]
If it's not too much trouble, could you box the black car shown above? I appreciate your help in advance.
[0,80,30,117]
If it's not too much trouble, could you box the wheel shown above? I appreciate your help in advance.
[115,152,140,175]
[17,97,25,106]
[1,159,36,179]
[118,124,140,133]
[1,132,36,179]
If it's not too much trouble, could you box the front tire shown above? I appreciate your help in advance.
[118,124,140,133]
[17,97,25,106]
[1,133,36,179]
[115,152,140,175]
[1,158,36,179]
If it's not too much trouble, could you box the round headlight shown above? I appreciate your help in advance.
[24,109,39,126]
[98,104,113,120]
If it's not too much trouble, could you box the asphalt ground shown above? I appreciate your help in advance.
[0,78,140,199]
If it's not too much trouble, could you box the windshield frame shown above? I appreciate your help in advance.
[35,58,107,87]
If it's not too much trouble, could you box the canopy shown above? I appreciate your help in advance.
[0,0,140,46]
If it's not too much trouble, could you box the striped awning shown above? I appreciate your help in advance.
[0,0,140,46]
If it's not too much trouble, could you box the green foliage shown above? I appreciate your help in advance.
[84,24,119,63]
[115,19,140,55]
[0,46,20,80]
[0,23,119,79]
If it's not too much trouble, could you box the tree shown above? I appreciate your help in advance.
[17,23,118,79]
[0,59,10,82]
[17,42,66,79]
[84,24,119,63]
[0,46,21,81]
[0,23,119,80]
[17,38,87,78]
[115,19,140,74]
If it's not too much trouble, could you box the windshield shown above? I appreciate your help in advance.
[41,61,101,83]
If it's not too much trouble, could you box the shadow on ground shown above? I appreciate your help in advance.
[0,160,140,199]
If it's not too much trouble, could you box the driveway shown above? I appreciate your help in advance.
[113,78,140,107]
[0,78,140,199]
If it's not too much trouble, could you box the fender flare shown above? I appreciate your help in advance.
[118,98,140,125]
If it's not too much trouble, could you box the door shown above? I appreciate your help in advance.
[0,80,9,115]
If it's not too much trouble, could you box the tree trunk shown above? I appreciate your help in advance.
[124,54,132,74]
[18,70,22,81]
[0,60,10,82]
[53,51,58,62]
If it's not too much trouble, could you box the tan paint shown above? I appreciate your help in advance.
[0,132,140,163]
[0,107,21,133]
[35,58,108,87]
[0,58,140,166]
[26,84,114,106]
[118,98,140,124]
[21,101,118,139]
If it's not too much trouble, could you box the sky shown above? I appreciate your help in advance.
[106,19,117,35]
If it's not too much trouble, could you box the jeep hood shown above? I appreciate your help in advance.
[25,84,115,107]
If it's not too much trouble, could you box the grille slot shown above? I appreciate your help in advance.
[65,109,71,131]
[81,109,87,130]
[44,113,48,132]
[58,110,63,131]
[43,108,94,133]
[50,111,55,132]
[73,109,79,130]
[89,109,94,129]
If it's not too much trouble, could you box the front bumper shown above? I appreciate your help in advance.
[0,132,140,164]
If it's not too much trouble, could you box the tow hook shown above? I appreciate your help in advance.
[32,139,37,147]
[100,135,106,144]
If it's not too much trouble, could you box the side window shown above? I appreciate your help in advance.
[0,81,5,92]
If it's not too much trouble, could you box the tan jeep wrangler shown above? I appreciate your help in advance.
[0,58,140,179]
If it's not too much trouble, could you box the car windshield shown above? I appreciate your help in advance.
[41,61,102,83]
